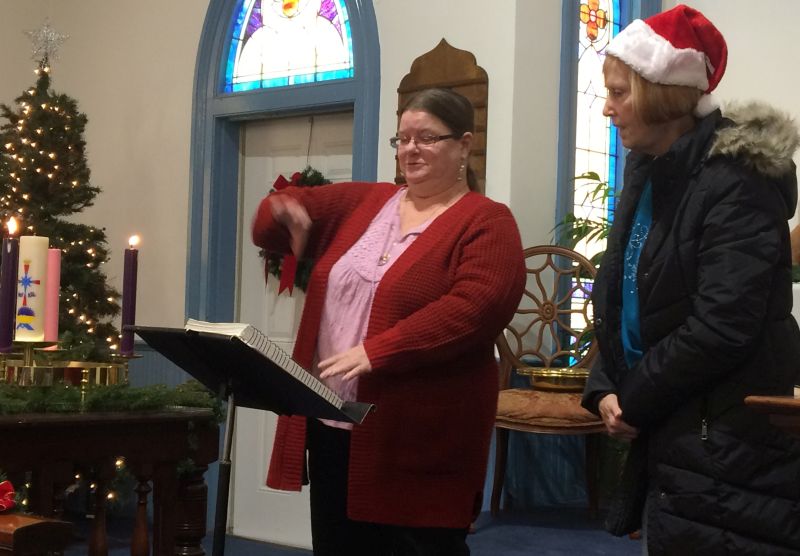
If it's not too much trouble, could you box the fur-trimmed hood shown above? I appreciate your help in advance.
[711,101,799,179]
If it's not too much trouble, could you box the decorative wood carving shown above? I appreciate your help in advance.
[396,39,489,194]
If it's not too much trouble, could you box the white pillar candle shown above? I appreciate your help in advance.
[16,235,49,342]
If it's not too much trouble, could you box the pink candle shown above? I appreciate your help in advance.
[120,235,139,356]
[44,248,61,342]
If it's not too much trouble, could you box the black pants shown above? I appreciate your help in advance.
[306,418,470,556]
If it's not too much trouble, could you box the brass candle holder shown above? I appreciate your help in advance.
[0,342,137,407]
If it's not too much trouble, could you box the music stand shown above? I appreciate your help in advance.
[133,325,374,556]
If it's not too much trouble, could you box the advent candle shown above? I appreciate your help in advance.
[0,219,20,352]
[15,235,49,342]
[120,235,139,356]
[44,248,61,342]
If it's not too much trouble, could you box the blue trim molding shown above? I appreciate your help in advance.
[555,0,580,234]
[186,0,380,322]
[632,0,661,20]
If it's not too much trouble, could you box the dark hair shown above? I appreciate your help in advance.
[400,88,479,191]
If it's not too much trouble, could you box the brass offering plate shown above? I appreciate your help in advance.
[516,366,590,392]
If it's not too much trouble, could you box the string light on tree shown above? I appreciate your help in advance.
[0,21,120,360]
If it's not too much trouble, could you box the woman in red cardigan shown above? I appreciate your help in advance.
[251,88,525,556]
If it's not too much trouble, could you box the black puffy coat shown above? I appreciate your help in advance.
[583,104,800,555]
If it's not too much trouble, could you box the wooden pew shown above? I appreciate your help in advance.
[0,513,72,555]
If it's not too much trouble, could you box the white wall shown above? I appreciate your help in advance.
[511,1,563,247]
[0,2,48,98]
[0,0,208,328]
[0,0,562,328]
[664,0,800,223]
[1,1,797,329]
[372,0,562,246]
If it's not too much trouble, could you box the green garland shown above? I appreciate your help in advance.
[0,380,223,421]
[0,381,223,514]
[261,166,331,293]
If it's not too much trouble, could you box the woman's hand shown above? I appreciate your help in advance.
[598,393,640,440]
[270,195,311,258]
[318,345,372,381]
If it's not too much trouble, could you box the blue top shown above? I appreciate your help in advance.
[621,180,653,368]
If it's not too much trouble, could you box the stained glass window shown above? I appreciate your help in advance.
[573,0,620,262]
[224,0,354,93]
[561,0,621,344]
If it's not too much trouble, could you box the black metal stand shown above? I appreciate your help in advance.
[212,391,236,556]
[132,325,375,555]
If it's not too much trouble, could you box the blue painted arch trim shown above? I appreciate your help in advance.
[187,0,380,322]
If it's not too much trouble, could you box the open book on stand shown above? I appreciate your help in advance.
[133,320,374,425]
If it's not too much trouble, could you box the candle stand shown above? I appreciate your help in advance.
[0,343,136,406]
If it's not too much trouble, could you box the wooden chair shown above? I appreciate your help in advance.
[491,245,605,516]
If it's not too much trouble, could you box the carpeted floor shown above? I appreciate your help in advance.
[64,507,641,555]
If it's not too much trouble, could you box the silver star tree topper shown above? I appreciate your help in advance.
[24,21,68,63]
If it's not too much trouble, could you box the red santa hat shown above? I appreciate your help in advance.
[607,4,727,117]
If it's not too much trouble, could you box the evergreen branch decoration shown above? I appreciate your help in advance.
[259,166,332,294]
[0,380,223,420]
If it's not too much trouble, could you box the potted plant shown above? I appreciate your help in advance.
[554,171,614,269]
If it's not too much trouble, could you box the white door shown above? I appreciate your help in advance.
[231,112,353,548]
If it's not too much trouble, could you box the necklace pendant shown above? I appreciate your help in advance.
[378,253,390,266]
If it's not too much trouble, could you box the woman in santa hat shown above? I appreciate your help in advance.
[582,4,800,554]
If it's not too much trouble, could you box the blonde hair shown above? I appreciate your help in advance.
[604,55,703,125]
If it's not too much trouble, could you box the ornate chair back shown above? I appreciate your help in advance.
[491,244,605,517]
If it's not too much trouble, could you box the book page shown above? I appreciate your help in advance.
[185,318,250,337]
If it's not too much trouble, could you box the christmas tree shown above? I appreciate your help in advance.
[0,35,121,360]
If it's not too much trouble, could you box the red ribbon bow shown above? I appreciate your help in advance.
[269,172,305,294]
[272,172,303,191]
[0,480,16,512]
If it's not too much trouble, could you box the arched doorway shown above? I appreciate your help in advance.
[187,0,379,323]
[188,0,379,546]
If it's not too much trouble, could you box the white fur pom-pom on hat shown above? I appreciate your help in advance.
[694,94,720,117]
[607,4,727,93]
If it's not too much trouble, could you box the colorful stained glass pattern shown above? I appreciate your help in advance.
[574,0,620,263]
[579,0,609,41]
[225,0,354,92]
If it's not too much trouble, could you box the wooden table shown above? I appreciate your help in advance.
[745,395,800,438]
[0,408,219,556]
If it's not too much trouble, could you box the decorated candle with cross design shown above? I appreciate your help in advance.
[16,235,49,342]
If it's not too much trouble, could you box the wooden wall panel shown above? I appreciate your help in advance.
[395,39,489,194]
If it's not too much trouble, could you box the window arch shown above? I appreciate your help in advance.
[224,0,355,92]
[186,0,379,321]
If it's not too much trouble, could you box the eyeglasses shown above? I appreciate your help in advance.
[389,133,458,149]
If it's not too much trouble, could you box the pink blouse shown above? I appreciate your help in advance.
[314,187,436,429]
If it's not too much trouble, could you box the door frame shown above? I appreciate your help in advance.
[187,0,380,323]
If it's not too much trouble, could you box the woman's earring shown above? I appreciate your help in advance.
[457,162,465,181]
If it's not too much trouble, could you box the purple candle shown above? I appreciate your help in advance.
[0,219,19,353]
[120,235,139,356]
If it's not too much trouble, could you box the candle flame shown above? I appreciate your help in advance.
[128,235,140,248]
[6,217,17,236]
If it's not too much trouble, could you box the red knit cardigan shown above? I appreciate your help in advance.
[251,182,525,528]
